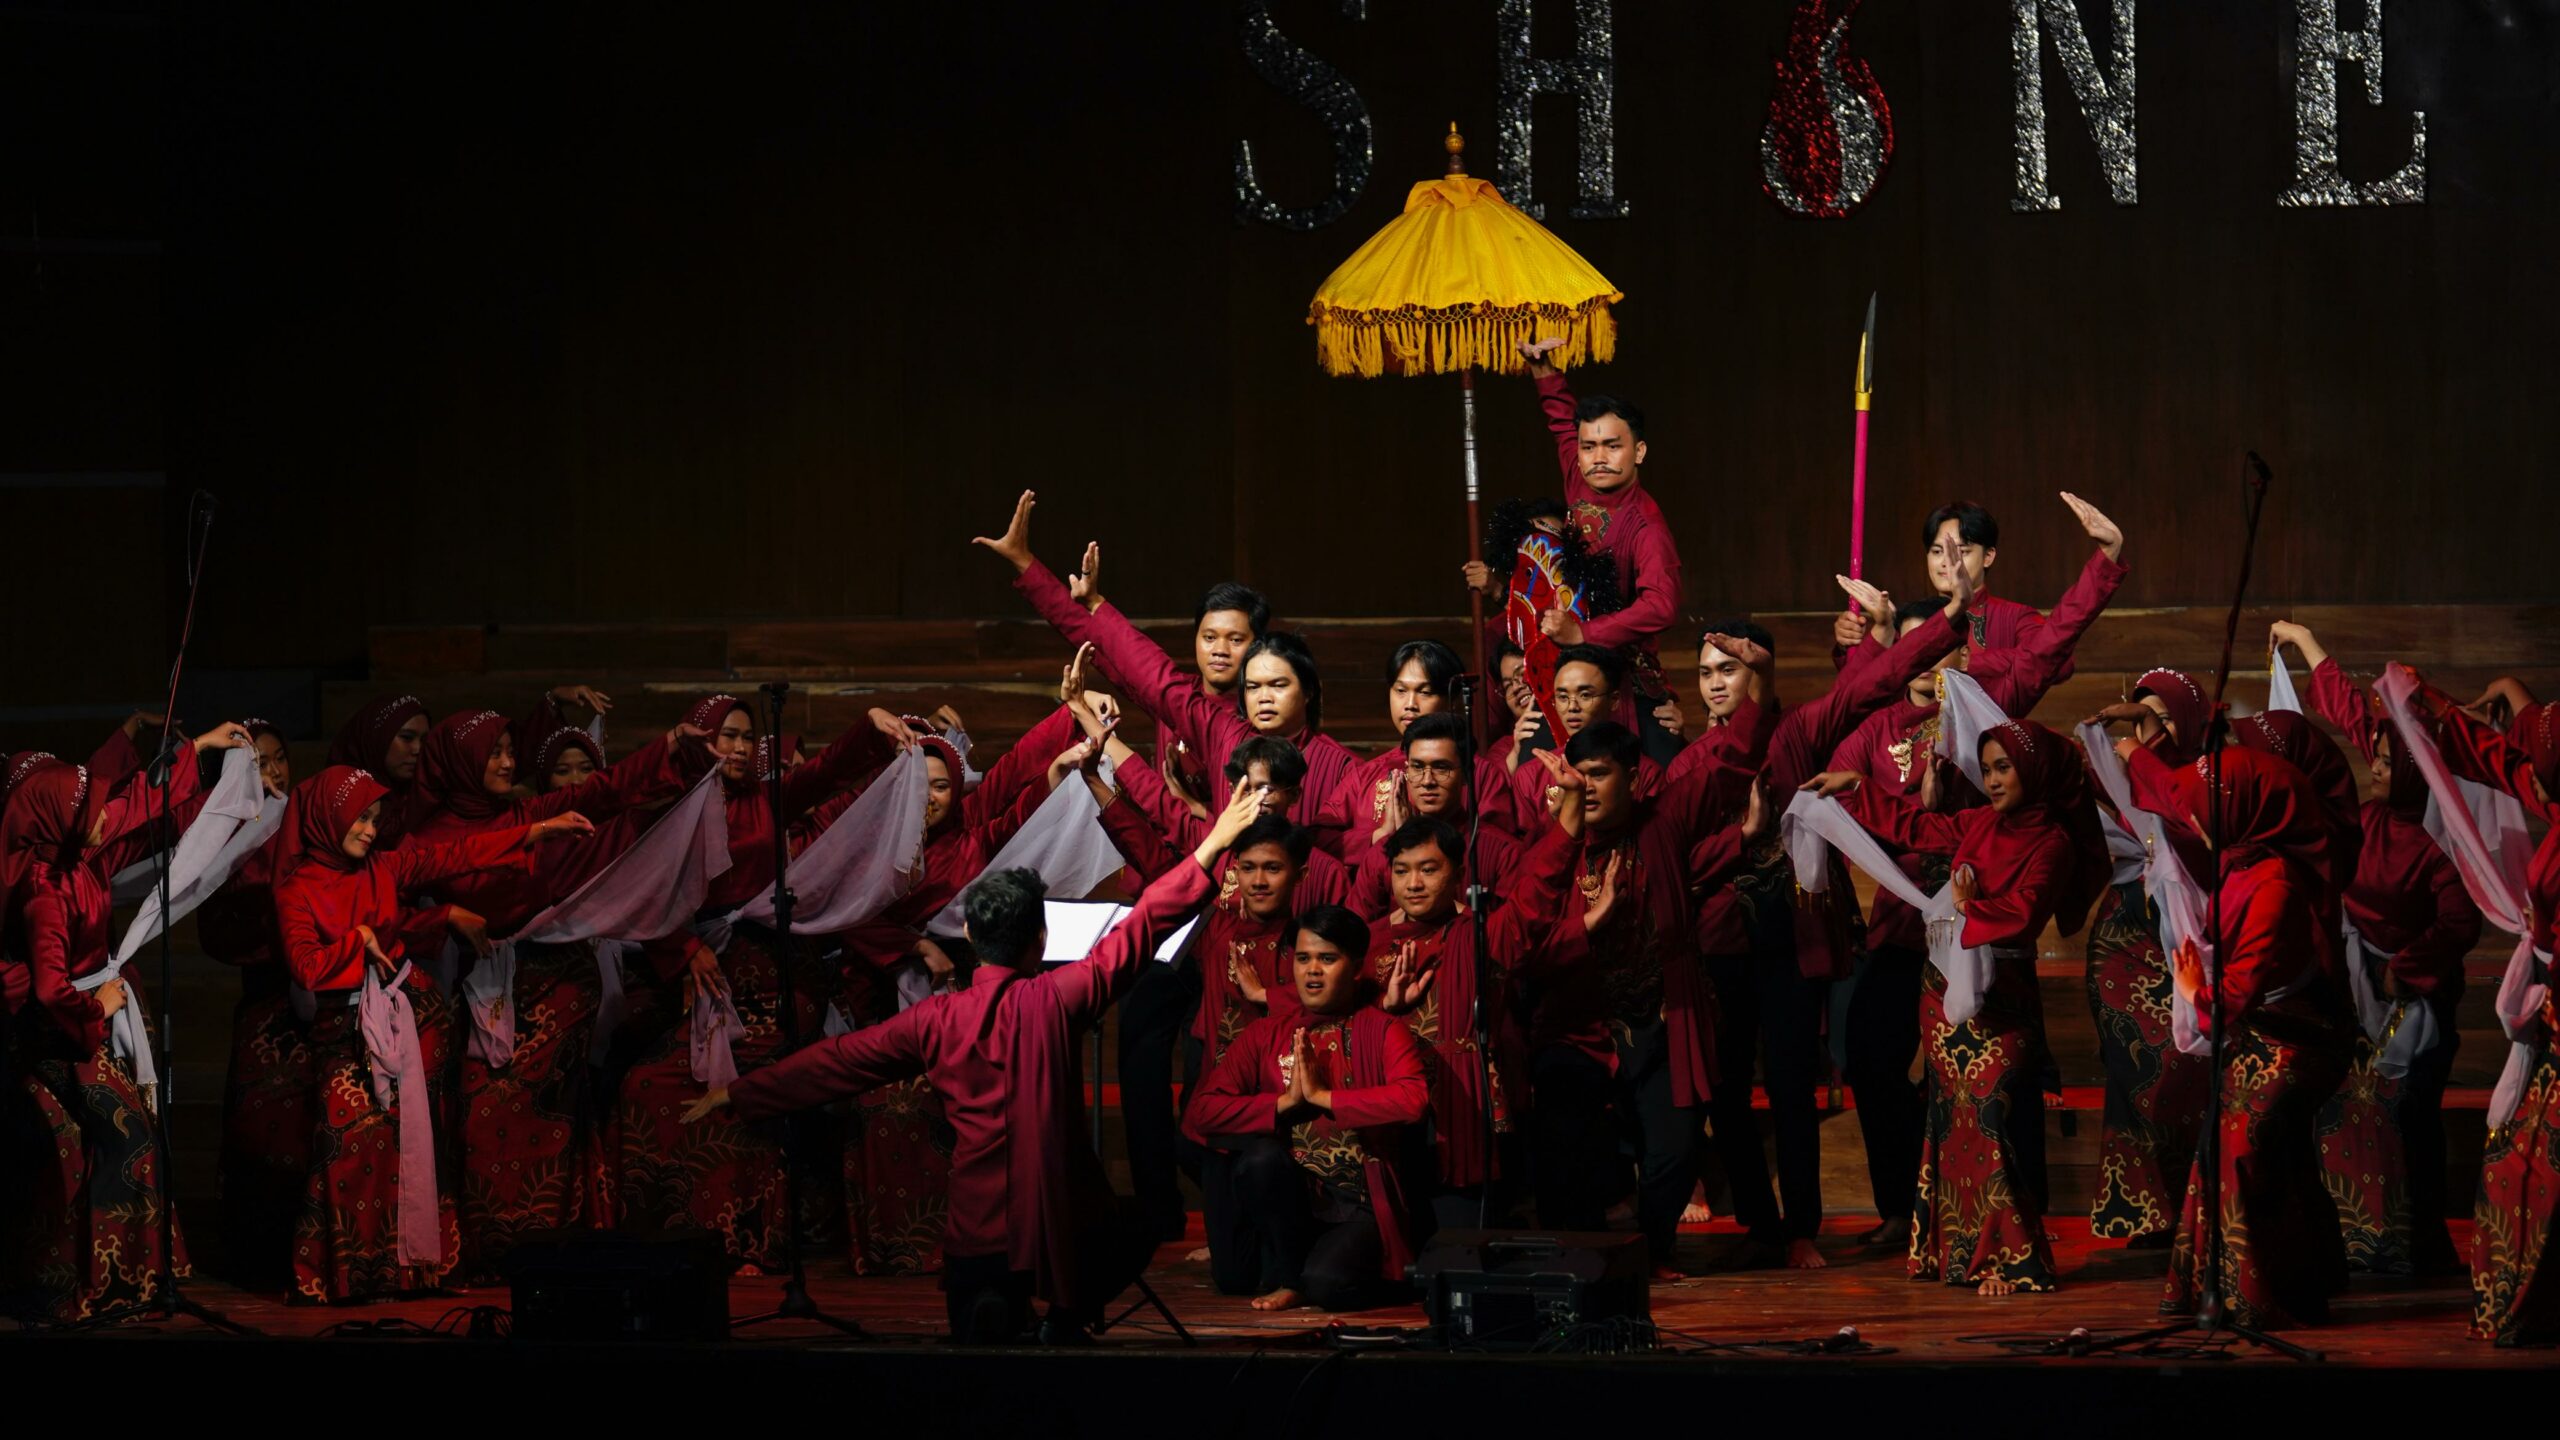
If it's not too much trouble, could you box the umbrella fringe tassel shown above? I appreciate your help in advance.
[1308,298,1618,379]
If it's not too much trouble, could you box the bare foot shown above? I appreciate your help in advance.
[1785,1238,1827,1270]
[1184,1246,1210,1263]
[1976,1275,2017,1297]
[1680,1201,1715,1225]
[1249,1287,1302,1312]
[1649,1263,1687,1283]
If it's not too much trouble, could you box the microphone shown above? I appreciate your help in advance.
[1818,1324,1861,1353]
[760,680,792,700]
[2244,450,2273,490]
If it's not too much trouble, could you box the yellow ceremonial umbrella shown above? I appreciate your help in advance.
[1308,124,1622,684]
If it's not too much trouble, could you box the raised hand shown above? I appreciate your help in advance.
[1539,607,1586,646]
[1740,775,1772,842]
[192,720,254,754]
[2059,491,2123,563]
[868,707,923,750]
[1940,537,1976,614]
[1378,941,1436,1015]
[1230,945,1270,1006]
[1196,780,1270,866]
[929,704,966,735]
[1835,575,1889,621]
[970,489,1039,572]
[2081,700,2151,731]
[2170,936,2206,1007]
[1046,737,1099,792]
[1582,850,1624,931]
[552,683,614,714]
[1519,335,1566,376]
[1060,641,1098,711]
[1069,541,1104,613]
[1536,747,1586,835]
[1703,630,1772,676]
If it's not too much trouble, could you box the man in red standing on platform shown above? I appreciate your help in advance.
[1517,337,1687,763]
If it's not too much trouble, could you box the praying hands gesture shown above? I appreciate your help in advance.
[1277,1028,1334,1122]
[972,489,1041,573]
[1376,940,1435,1015]
[2059,491,2124,564]
[1370,770,1411,847]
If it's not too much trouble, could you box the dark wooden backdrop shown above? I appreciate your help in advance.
[29,1,2553,690]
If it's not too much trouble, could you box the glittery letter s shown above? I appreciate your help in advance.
[1234,1,1374,231]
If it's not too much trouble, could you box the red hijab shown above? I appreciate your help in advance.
[1973,719,2110,938]
[0,758,98,894]
[683,693,758,796]
[2513,701,2560,799]
[529,725,604,788]
[330,694,428,773]
[2164,746,2341,889]
[285,765,393,879]
[3,750,61,812]
[917,735,966,841]
[2235,711,2362,837]
[2134,669,2211,763]
[417,709,514,823]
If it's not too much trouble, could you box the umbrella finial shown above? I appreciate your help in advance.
[1445,122,1467,177]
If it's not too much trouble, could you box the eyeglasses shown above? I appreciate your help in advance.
[1403,760,1461,780]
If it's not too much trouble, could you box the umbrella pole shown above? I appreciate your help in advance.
[1461,367,1487,744]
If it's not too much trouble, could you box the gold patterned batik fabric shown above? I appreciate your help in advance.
[2085,883,2209,1240]
[2473,1050,2560,1344]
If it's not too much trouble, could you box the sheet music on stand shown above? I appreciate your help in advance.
[1041,900,1197,965]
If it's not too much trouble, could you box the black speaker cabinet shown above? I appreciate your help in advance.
[1410,1230,1650,1350]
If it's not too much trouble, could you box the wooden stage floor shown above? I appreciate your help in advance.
[43,1213,2539,1370]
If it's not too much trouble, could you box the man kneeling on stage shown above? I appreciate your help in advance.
[1184,905,1433,1313]
[684,776,1270,1343]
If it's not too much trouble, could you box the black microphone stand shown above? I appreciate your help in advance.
[2072,454,2319,1363]
[728,680,864,1338]
[54,490,256,1336]
[1453,675,1499,1229]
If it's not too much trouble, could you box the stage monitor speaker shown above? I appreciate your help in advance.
[506,1229,731,1342]
[1410,1230,1650,1350]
